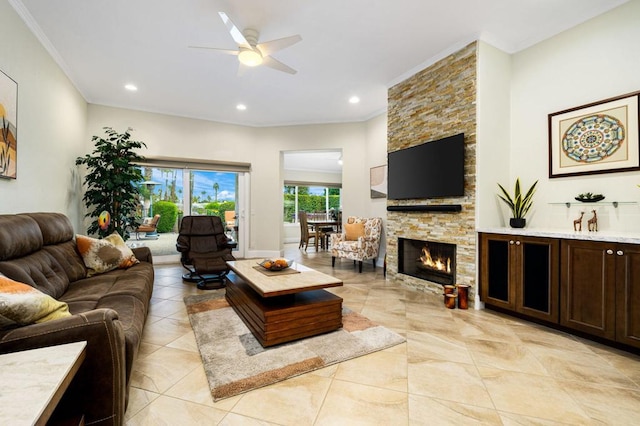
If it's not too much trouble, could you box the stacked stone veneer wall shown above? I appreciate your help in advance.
[387,42,477,304]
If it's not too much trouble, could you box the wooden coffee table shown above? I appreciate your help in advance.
[225,259,343,347]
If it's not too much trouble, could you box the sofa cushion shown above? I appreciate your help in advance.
[61,262,154,309]
[23,213,88,283]
[22,212,75,246]
[0,251,71,299]
[76,233,139,276]
[0,215,43,261]
[0,275,71,326]
[42,241,88,283]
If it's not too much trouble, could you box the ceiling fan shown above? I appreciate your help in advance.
[189,12,302,75]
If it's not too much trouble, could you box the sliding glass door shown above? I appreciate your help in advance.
[188,170,240,244]
[137,166,245,258]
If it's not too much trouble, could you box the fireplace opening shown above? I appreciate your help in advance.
[398,238,456,285]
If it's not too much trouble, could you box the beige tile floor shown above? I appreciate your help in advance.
[126,245,640,425]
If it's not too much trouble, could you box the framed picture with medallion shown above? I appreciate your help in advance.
[548,91,640,178]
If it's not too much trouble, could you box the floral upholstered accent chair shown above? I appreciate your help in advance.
[330,216,383,273]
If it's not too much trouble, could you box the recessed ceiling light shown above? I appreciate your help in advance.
[348,96,360,104]
[124,84,138,91]
[236,104,247,111]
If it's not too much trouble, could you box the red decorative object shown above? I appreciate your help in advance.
[457,284,469,309]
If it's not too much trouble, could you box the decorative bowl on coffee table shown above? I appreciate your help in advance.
[258,259,293,271]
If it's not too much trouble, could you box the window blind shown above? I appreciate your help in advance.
[136,156,251,173]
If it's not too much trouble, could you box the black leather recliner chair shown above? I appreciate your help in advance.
[176,215,236,289]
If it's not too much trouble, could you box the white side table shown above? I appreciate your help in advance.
[0,341,87,425]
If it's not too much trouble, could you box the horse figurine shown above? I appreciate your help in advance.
[573,211,584,231]
[587,210,598,232]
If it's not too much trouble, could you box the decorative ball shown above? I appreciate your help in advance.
[98,211,111,230]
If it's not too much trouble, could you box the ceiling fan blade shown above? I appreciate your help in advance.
[256,34,302,57]
[262,56,297,75]
[218,11,251,48]
[188,46,239,55]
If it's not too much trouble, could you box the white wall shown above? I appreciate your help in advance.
[87,104,380,256]
[508,0,640,232]
[0,0,87,228]
[476,41,512,228]
[365,113,388,260]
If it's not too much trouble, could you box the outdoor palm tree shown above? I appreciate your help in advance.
[213,182,220,202]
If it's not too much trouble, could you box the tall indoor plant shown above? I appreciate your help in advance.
[497,178,538,228]
[76,127,146,239]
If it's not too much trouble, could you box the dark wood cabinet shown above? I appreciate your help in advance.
[615,243,640,347]
[481,232,640,350]
[560,239,616,339]
[561,239,640,348]
[480,233,559,322]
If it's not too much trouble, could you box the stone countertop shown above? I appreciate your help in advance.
[478,227,640,245]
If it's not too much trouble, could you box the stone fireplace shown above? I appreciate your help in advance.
[386,42,477,304]
[398,238,456,286]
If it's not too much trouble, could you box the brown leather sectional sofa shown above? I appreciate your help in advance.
[0,212,154,425]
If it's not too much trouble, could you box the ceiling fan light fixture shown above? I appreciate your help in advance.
[238,48,263,67]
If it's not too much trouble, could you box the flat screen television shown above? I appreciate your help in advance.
[387,133,464,200]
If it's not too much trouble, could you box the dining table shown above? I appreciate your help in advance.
[306,220,340,251]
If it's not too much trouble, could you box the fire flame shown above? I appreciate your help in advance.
[420,246,451,273]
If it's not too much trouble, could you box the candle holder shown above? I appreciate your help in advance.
[444,294,457,309]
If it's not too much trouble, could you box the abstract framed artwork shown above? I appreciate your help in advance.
[0,69,17,179]
[370,165,387,198]
[548,91,640,178]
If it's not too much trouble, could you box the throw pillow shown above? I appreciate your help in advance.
[76,233,139,276]
[0,276,71,325]
[104,232,140,269]
[344,222,365,241]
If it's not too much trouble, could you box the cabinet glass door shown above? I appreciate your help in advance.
[487,239,510,302]
[522,243,551,313]
[480,235,515,310]
[520,239,558,321]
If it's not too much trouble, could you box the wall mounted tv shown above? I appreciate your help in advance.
[387,133,464,200]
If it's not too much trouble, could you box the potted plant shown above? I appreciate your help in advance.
[76,127,147,239]
[497,178,538,228]
[575,192,605,203]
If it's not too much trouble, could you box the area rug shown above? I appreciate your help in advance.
[184,291,405,401]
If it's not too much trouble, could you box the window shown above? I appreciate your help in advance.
[140,167,237,219]
[283,185,340,223]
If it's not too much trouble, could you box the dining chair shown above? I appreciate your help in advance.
[298,211,325,251]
